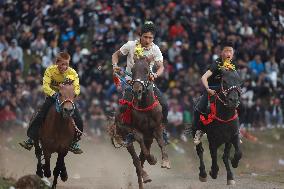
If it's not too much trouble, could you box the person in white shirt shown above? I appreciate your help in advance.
[112,21,169,142]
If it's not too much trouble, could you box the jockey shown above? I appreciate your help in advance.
[193,41,236,145]
[19,52,84,154]
[112,21,169,144]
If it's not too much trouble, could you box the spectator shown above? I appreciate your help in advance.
[266,98,283,128]
[0,0,283,138]
[7,39,24,71]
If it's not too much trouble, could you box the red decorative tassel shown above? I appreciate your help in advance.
[119,99,132,125]
[120,107,132,124]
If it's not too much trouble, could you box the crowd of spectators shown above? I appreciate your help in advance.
[0,0,283,140]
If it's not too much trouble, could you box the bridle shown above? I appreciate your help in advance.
[55,93,75,116]
[131,78,152,94]
[215,78,241,107]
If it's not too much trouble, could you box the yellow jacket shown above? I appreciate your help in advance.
[42,65,80,97]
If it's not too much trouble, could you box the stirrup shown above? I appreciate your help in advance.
[19,139,34,151]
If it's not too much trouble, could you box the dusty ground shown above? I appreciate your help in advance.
[0,127,284,189]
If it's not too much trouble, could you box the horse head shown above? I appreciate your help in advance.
[58,80,75,118]
[131,57,152,100]
[219,69,242,109]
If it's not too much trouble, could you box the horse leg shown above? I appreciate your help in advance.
[52,153,64,189]
[209,143,219,179]
[139,139,153,183]
[34,141,43,178]
[42,151,51,178]
[154,130,170,169]
[134,131,157,165]
[231,134,242,168]
[223,143,235,185]
[196,142,207,182]
[127,144,144,189]
[60,153,68,182]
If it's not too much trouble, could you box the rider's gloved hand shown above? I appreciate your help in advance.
[206,88,216,96]
[149,73,158,81]
[51,93,58,99]
[112,64,121,73]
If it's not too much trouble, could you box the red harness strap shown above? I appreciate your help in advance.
[200,96,238,125]
[118,96,159,124]
[119,99,133,124]
[132,96,159,112]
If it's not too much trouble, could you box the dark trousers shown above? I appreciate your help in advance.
[27,96,83,140]
[153,86,168,123]
[27,97,55,139]
[120,86,168,123]
[193,86,220,130]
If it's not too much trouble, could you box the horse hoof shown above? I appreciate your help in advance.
[36,170,43,178]
[227,179,236,185]
[161,159,171,169]
[147,155,157,165]
[199,176,207,182]
[209,171,217,179]
[60,172,68,182]
[44,170,51,178]
[231,160,238,168]
[142,173,152,183]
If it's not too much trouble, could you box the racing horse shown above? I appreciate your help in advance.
[192,68,243,185]
[34,81,77,188]
[111,56,170,189]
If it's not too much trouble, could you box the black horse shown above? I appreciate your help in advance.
[192,68,243,185]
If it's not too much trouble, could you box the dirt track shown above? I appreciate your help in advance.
[0,129,283,189]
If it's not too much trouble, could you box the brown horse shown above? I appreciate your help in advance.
[111,57,170,189]
[34,82,76,189]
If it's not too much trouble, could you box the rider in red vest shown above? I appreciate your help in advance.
[193,42,236,145]
[19,52,84,154]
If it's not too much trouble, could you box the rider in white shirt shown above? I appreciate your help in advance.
[112,21,169,143]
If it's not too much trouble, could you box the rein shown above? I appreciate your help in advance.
[56,94,86,136]
[212,96,238,123]
[200,83,240,125]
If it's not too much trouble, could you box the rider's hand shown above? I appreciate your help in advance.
[113,64,121,73]
[207,88,216,96]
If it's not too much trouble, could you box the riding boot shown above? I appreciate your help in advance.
[192,111,204,145]
[193,130,204,145]
[19,97,55,151]
[70,106,83,154]
[123,133,135,146]
[19,138,34,151]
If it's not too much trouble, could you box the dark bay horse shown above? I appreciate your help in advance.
[111,57,170,189]
[34,82,76,189]
[192,69,243,185]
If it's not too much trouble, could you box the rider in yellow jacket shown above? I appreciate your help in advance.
[19,52,84,154]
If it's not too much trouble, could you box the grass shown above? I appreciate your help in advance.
[0,177,16,189]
